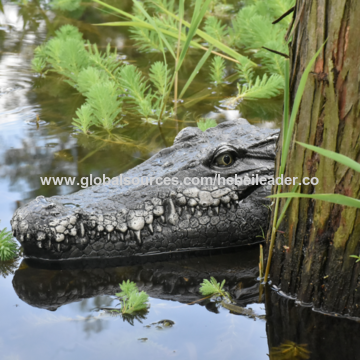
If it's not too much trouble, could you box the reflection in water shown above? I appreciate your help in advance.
[269,341,310,360]
[0,257,19,278]
[106,308,149,327]
[266,288,360,360]
[12,248,261,311]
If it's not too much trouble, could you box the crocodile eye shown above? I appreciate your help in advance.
[214,152,234,167]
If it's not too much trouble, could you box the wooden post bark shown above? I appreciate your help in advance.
[268,0,360,316]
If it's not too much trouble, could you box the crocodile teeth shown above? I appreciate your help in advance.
[117,223,128,233]
[227,203,231,209]
[37,232,46,241]
[120,233,125,241]
[177,207,183,216]
[20,234,24,242]
[128,216,145,231]
[134,230,142,245]
[213,207,219,215]
[160,216,165,224]
[164,198,178,226]
[56,243,61,252]
[80,223,85,237]
[153,206,164,216]
[37,242,42,249]
[56,233,65,242]
[108,233,111,241]
[48,240,52,248]
[148,224,154,234]
[190,207,195,215]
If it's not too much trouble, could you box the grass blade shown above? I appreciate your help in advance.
[280,41,326,175]
[173,0,184,124]
[132,0,176,59]
[283,59,290,150]
[269,193,360,209]
[179,46,213,99]
[150,1,255,66]
[297,142,360,173]
[275,183,299,229]
[176,0,212,72]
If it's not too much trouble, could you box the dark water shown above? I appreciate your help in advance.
[1,1,360,359]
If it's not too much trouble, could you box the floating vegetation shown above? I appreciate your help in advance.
[199,277,232,302]
[98,281,150,325]
[114,280,149,315]
[0,224,19,262]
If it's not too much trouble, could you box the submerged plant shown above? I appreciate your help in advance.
[0,225,18,261]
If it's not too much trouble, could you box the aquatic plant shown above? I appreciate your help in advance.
[209,56,226,85]
[199,277,232,302]
[269,341,310,360]
[0,258,20,279]
[32,0,295,135]
[196,118,217,131]
[95,0,294,100]
[114,280,149,315]
[0,225,18,261]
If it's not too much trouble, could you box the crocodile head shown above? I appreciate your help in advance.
[11,119,278,261]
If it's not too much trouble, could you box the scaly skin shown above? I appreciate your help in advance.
[11,119,278,261]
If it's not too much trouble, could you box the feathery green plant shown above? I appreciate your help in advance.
[197,118,217,131]
[199,277,232,302]
[0,225,18,261]
[32,0,296,135]
[209,56,226,85]
[114,280,149,315]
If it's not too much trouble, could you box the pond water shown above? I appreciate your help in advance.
[1,1,360,359]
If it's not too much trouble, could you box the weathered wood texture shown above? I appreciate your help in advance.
[268,0,360,316]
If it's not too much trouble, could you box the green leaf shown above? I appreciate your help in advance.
[72,103,95,134]
[0,227,18,261]
[176,0,213,72]
[151,1,254,66]
[350,255,360,262]
[296,142,360,173]
[203,16,228,42]
[197,118,217,131]
[222,73,283,106]
[268,193,360,209]
[149,61,171,96]
[115,280,149,315]
[275,183,299,229]
[119,65,154,118]
[179,45,213,99]
[132,0,176,59]
[86,81,123,131]
[210,56,226,84]
[283,59,290,149]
